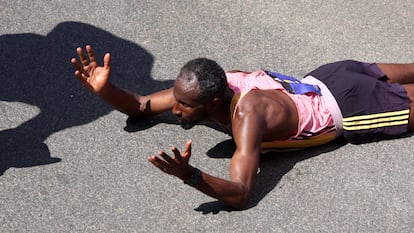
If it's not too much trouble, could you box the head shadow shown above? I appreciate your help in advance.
[195,137,348,214]
[0,21,174,175]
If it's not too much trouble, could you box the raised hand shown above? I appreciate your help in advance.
[71,45,111,94]
[148,140,194,180]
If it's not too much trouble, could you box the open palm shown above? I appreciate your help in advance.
[71,45,111,94]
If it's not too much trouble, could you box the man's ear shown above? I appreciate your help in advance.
[207,97,221,111]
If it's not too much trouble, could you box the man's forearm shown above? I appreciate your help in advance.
[96,83,146,117]
[98,84,175,118]
[148,142,255,209]
[187,168,251,209]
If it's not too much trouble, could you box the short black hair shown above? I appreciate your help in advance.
[178,58,227,103]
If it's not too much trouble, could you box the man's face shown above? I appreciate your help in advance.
[172,79,209,129]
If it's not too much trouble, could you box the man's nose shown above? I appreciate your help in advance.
[172,102,181,116]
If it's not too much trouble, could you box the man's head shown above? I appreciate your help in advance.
[172,58,227,129]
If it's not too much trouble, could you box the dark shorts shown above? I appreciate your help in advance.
[306,60,410,144]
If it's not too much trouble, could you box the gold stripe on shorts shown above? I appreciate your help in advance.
[342,109,409,131]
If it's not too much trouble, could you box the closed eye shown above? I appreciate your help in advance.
[179,100,192,108]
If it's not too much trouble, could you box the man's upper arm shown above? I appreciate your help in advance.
[144,87,175,115]
[230,96,265,192]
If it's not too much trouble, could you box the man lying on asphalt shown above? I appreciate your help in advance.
[71,45,414,209]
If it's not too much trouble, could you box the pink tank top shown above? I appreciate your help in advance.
[226,71,336,150]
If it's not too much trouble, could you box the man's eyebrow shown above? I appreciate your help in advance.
[179,100,192,107]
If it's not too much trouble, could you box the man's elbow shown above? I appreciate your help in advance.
[230,189,251,210]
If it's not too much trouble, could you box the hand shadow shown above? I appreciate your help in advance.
[0,21,174,175]
[195,137,348,214]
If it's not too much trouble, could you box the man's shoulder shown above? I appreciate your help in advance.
[233,89,293,124]
[235,90,264,111]
[234,90,280,119]
[237,89,285,108]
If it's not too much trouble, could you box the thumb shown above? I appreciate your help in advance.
[182,140,192,160]
[103,53,111,70]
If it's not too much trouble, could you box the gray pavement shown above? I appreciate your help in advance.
[1,0,414,232]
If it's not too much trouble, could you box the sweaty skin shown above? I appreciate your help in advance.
[72,45,414,209]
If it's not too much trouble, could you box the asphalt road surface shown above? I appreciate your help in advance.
[1,1,414,232]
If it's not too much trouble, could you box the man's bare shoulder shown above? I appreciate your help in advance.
[235,89,286,113]
[233,90,272,119]
[233,89,299,141]
[232,89,280,126]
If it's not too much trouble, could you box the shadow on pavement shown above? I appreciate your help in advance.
[195,137,348,214]
[0,21,174,175]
